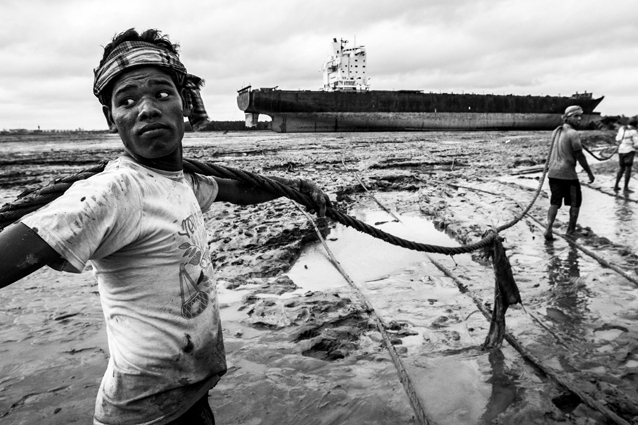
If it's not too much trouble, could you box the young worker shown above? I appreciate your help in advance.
[0,28,328,425]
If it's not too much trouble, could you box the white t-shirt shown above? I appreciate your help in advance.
[616,126,637,154]
[22,156,226,425]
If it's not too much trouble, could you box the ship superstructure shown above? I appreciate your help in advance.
[322,38,370,92]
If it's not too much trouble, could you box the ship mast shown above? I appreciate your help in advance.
[322,38,369,92]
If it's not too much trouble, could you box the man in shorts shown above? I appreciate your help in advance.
[0,28,328,424]
[544,105,595,240]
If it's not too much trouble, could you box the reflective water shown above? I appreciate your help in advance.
[286,210,522,424]
[287,210,472,293]
[502,172,638,253]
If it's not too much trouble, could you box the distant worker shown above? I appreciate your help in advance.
[613,119,638,192]
[544,105,595,240]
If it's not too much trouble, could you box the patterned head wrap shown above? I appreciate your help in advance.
[93,41,210,129]
[563,105,584,118]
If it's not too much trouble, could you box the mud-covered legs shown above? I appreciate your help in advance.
[545,205,580,239]
[544,205,559,240]
[566,207,580,235]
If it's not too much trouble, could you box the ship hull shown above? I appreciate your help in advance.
[268,111,601,132]
[237,89,604,133]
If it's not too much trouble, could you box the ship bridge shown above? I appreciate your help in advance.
[322,38,369,92]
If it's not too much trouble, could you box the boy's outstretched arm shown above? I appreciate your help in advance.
[0,223,60,289]
[214,177,330,216]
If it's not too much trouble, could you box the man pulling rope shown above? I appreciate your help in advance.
[544,105,595,241]
[0,28,328,425]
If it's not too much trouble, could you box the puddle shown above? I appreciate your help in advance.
[410,356,492,423]
[287,210,472,293]
[593,328,624,341]
[408,348,522,425]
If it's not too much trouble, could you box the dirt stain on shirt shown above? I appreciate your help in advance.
[183,333,194,354]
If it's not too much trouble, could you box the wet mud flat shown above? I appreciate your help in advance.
[1,130,638,424]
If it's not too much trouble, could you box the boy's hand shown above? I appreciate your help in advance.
[297,179,330,217]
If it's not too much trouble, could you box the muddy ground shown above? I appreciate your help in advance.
[1,130,637,425]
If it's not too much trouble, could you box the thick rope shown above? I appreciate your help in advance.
[0,162,109,227]
[182,159,497,255]
[0,158,496,255]
[495,127,558,232]
[581,144,617,161]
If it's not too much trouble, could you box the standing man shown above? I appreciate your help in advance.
[0,28,328,424]
[614,119,638,192]
[544,105,595,240]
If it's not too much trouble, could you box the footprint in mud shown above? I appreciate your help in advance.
[593,323,628,342]
[300,336,358,361]
[422,329,462,349]
[430,313,462,328]
[545,307,572,323]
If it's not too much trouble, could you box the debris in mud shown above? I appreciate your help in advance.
[386,320,419,337]
[480,231,521,349]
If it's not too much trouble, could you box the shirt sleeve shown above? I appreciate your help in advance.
[21,172,143,273]
[185,173,219,213]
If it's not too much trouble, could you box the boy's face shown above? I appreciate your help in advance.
[103,66,189,160]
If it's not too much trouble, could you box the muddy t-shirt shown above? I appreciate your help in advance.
[22,156,227,425]
[547,124,582,180]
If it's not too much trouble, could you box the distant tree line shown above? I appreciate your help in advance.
[1,121,271,135]
[185,121,271,132]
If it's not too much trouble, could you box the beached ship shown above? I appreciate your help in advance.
[237,38,604,133]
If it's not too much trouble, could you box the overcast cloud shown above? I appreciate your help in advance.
[1,0,636,130]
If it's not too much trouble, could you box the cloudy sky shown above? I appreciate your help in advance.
[1,0,636,130]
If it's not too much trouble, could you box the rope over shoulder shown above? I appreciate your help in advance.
[1,157,515,256]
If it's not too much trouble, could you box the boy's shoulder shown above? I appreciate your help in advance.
[60,157,150,203]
